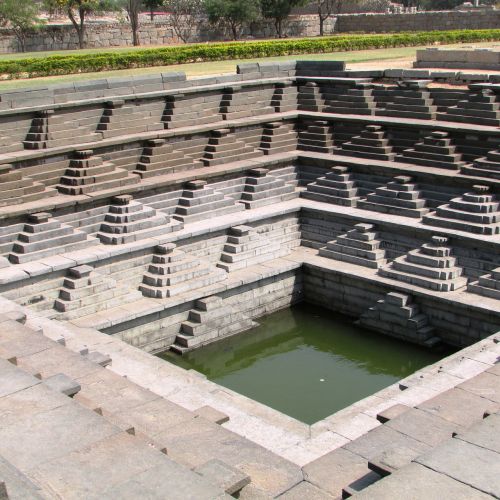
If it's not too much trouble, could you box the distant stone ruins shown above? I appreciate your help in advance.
[0,60,498,497]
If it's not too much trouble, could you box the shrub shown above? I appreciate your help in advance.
[0,29,499,79]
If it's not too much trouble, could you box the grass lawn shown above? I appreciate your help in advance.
[0,40,495,91]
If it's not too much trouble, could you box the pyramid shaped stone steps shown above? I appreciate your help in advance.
[467,267,500,300]
[271,82,298,112]
[134,138,204,179]
[0,164,57,207]
[8,212,95,264]
[201,128,263,167]
[438,88,500,127]
[219,85,275,120]
[139,243,227,299]
[298,121,335,153]
[302,166,361,207]
[234,127,263,150]
[269,165,299,186]
[162,91,223,129]
[358,176,430,219]
[462,150,500,180]
[259,122,298,155]
[319,223,387,269]
[173,180,245,224]
[378,236,467,292]
[56,150,140,195]
[23,110,101,150]
[55,205,111,237]
[423,185,500,235]
[99,146,143,173]
[239,168,297,209]
[171,136,211,161]
[97,195,181,245]
[217,225,289,272]
[397,131,465,170]
[297,82,325,112]
[20,158,72,187]
[96,100,164,139]
[207,177,247,200]
[357,292,437,345]
[53,265,142,320]
[172,295,257,353]
[135,189,184,216]
[321,82,376,115]
[336,125,395,161]
[376,80,437,120]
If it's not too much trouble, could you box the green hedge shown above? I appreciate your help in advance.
[1,29,500,79]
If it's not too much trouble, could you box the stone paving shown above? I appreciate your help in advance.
[0,61,499,497]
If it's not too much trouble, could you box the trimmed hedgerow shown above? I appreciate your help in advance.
[1,29,500,79]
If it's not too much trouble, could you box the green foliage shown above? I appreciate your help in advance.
[204,0,260,40]
[1,29,499,79]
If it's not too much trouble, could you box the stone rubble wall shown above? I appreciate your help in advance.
[0,15,333,54]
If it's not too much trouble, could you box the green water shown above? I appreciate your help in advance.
[159,303,447,424]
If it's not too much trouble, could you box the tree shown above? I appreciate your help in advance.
[0,0,43,52]
[204,0,260,40]
[261,0,308,38]
[163,0,202,42]
[121,0,142,45]
[43,0,115,49]
[315,0,345,35]
[144,0,163,20]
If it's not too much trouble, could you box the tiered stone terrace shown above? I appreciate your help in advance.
[0,60,499,498]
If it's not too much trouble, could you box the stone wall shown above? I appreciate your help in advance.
[335,8,500,33]
[0,15,332,54]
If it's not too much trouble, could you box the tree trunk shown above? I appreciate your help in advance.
[150,8,154,21]
[319,15,324,36]
[132,27,140,46]
[230,23,238,40]
[68,7,86,49]
[275,19,282,38]
[129,4,141,46]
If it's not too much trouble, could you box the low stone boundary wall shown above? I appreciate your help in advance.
[414,48,500,70]
[335,9,500,33]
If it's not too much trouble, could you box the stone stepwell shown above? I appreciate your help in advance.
[0,62,499,499]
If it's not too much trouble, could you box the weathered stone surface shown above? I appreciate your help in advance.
[354,462,492,500]
[416,438,500,497]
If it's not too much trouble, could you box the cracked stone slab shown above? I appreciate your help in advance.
[454,413,500,454]
[415,438,500,498]
[303,447,370,498]
[278,480,334,499]
[353,462,492,500]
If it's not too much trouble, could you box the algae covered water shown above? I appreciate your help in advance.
[158,303,445,424]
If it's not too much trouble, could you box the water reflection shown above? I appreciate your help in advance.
[159,303,448,424]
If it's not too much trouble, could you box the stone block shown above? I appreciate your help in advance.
[194,405,230,425]
[43,373,81,397]
[194,458,250,495]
